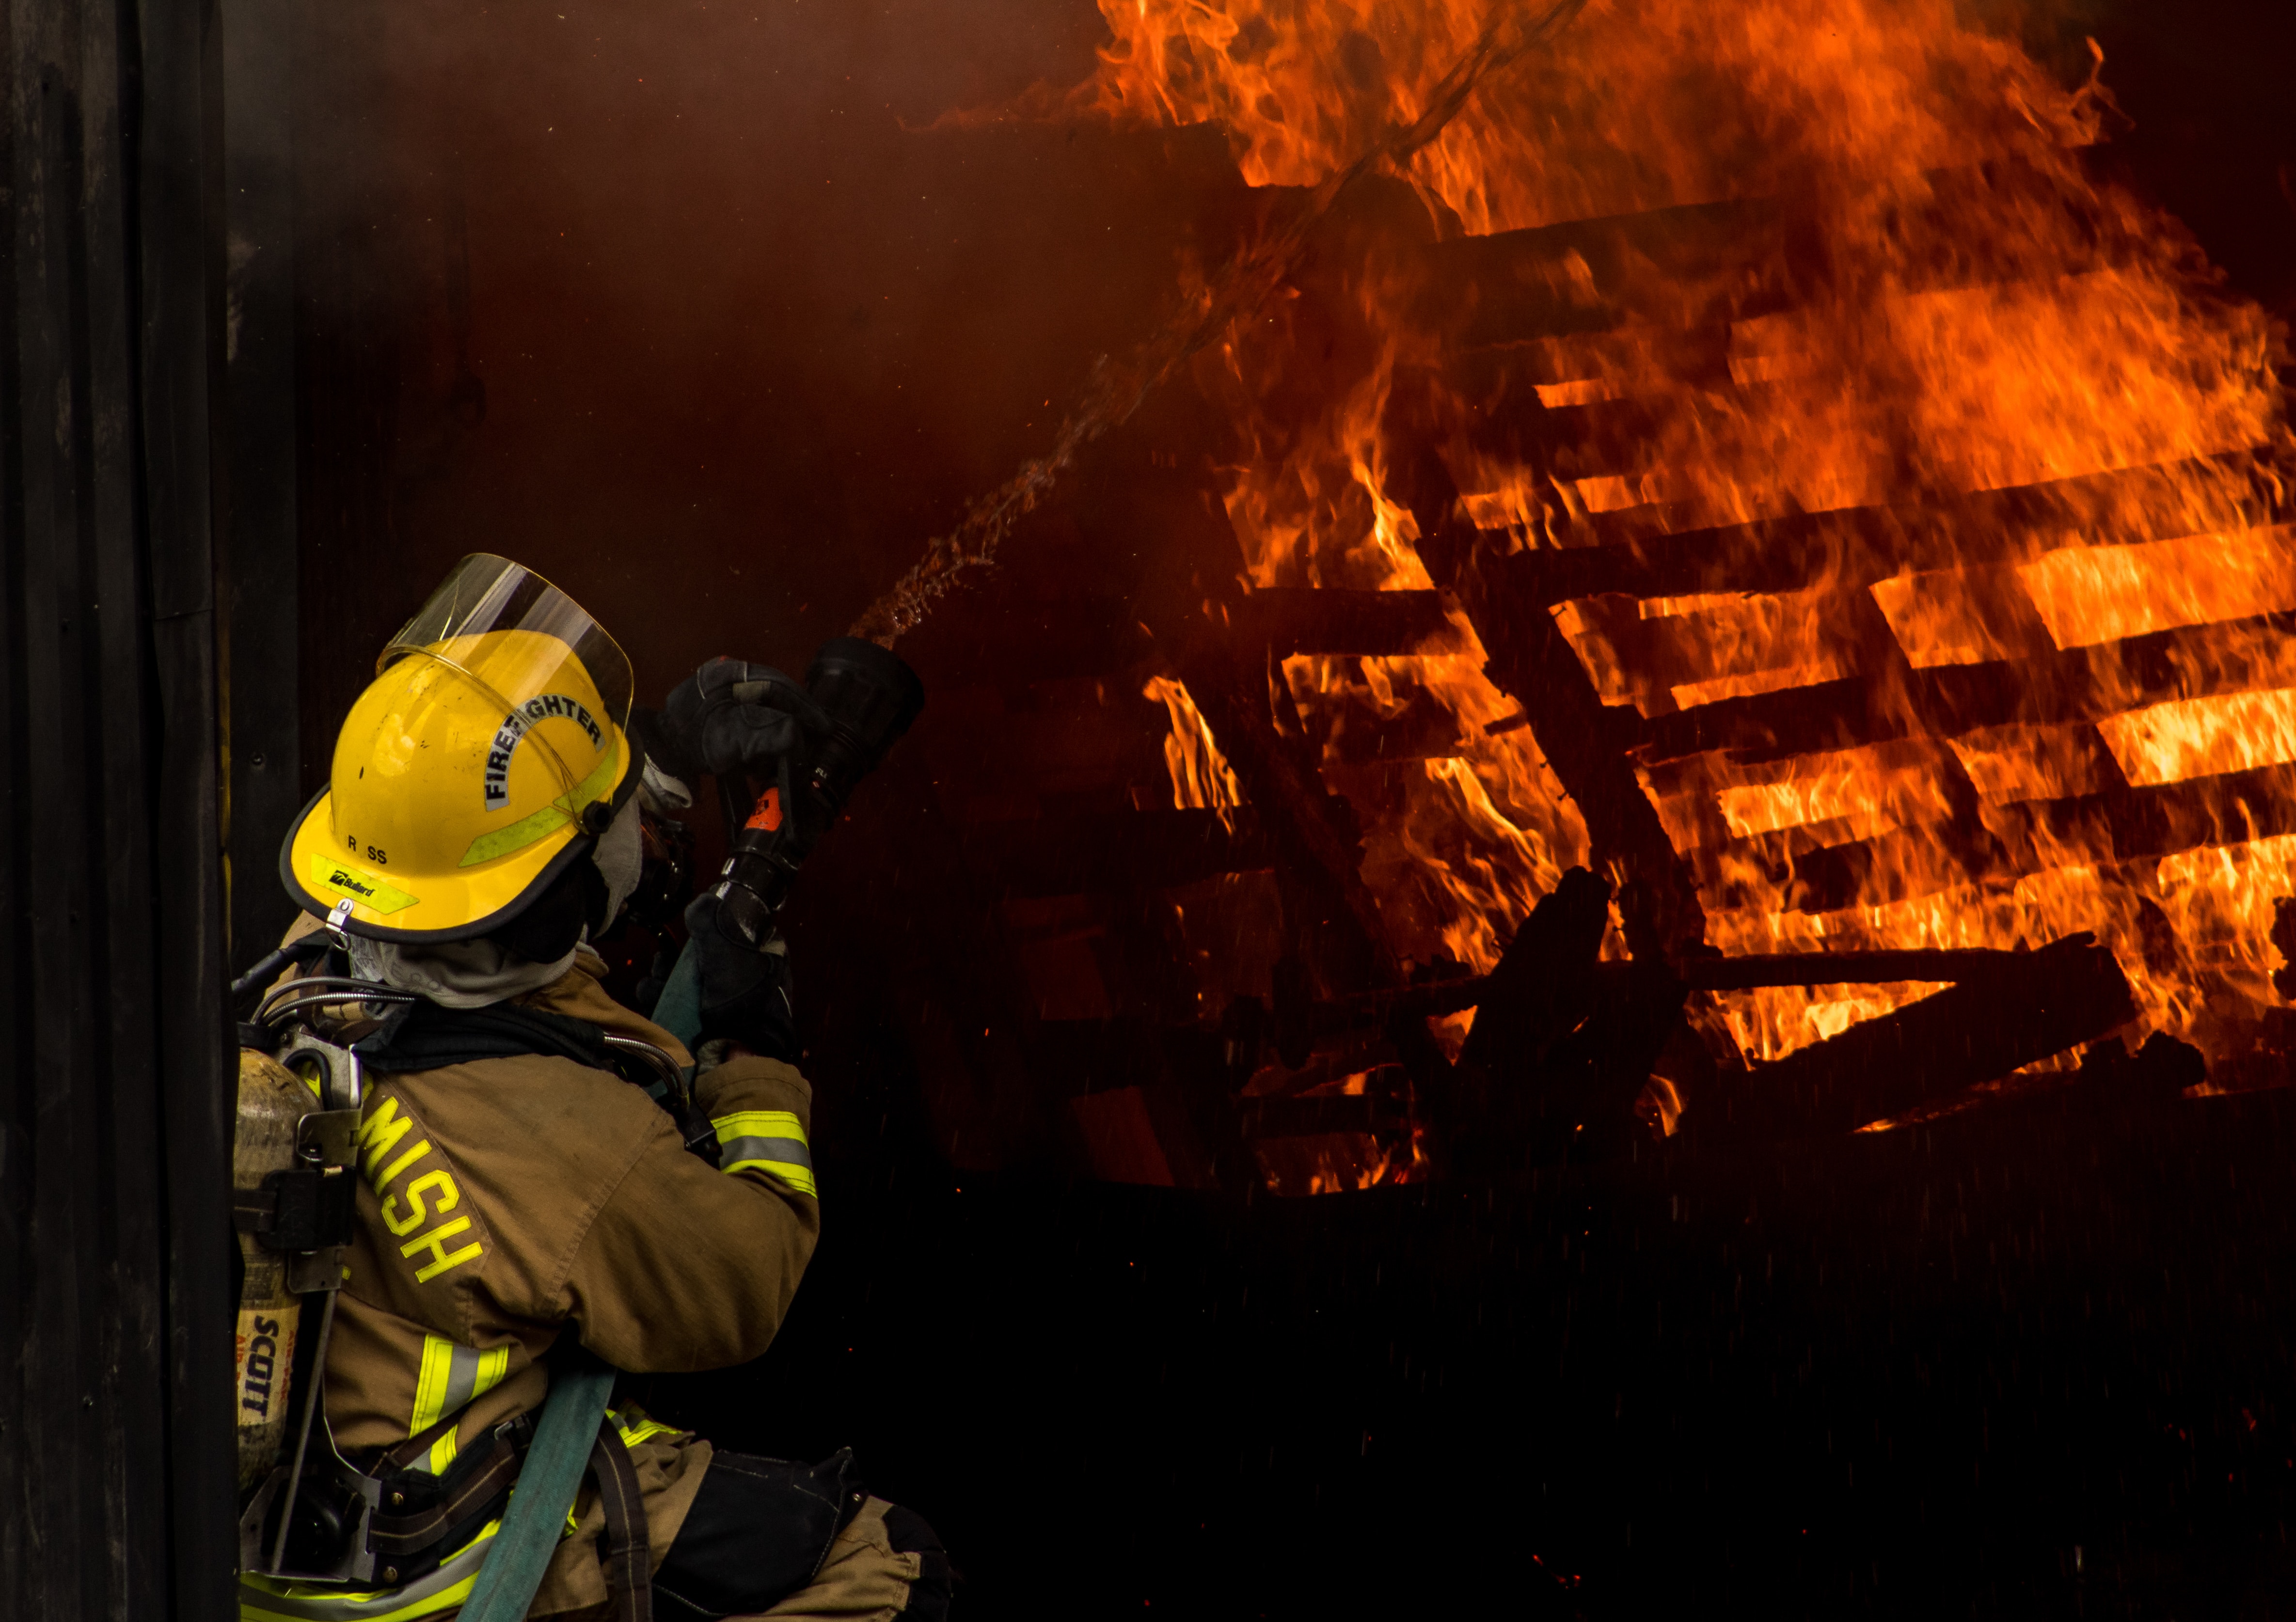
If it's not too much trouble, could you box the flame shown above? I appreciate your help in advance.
[2018,528,2296,649]
[1074,0,2292,1102]
[2098,691,2296,787]
[1144,675,1247,829]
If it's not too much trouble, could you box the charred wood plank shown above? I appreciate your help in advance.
[1459,541,1705,956]
[1422,151,2131,348]
[1510,451,2287,610]
[1378,366,1707,957]
[1636,672,1878,762]
[1637,612,2296,766]
[1688,932,2137,1142]
[1416,195,1791,346]
[1460,866,1614,1073]
[1316,945,2032,1026]
[1993,761,2296,866]
[1412,867,1689,1170]
[1678,948,2028,990]
[1466,390,1700,485]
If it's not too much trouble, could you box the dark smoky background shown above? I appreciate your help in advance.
[286,0,1246,799]
[268,2,2296,1614]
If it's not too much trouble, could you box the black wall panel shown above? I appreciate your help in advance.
[0,0,232,1614]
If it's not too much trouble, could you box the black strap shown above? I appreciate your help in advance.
[353,1000,614,1075]
[366,1433,525,1557]
[348,1412,538,1585]
[589,1421,654,1622]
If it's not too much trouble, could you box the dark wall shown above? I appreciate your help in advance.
[0,0,234,1615]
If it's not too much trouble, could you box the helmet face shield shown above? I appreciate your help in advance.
[282,554,639,942]
[380,554,634,814]
[383,553,633,729]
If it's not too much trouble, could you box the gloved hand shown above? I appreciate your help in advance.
[681,889,798,1062]
[658,658,806,782]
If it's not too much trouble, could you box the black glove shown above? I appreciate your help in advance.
[659,657,807,782]
[681,890,798,1062]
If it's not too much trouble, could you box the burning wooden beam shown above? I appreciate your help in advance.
[1486,451,2288,610]
[1686,932,2138,1142]
[1659,758,2296,921]
[1994,761,2296,865]
[1443,536,1707,959]
[1378,378,1707,960]
[1414,193,1787,347]
[1089,447,1404,992]
[1633,614,2296,765]
[1418,152,2129,349]
[1306,943,2045,1028]
[1678,949,2031,990]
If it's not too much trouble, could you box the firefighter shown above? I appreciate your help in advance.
[240,555,949,1621]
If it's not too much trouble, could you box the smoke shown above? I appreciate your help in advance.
[290,0,1235,718]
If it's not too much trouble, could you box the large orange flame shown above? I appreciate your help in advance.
[1108,0,2292,1104]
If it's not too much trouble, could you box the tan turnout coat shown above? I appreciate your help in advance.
[318,950,819,1616]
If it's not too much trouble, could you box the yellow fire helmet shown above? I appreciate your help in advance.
[280,554,638,941]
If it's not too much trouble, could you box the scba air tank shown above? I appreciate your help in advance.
[233,1048,308,1493]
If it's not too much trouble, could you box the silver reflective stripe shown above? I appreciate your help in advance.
[409,1425,459,1477]
[719,1133,811,1170]
[410,1337,509,1440]
[712,1110,816,1198]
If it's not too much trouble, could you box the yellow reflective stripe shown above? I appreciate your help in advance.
[713,1110,815,1198]
[238,1520,497,1621]
[458,737,621,868]
[409,1337,513,1439]
[712,1109,807,1144]
[238,1573,478,1622]
[604,1402,680,1450]
[617,1415,678,1448]
[722,1156,818,1198]
[425,1425,460,1476]
[410,1337,458,1435]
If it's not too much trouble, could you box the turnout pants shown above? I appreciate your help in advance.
[535,1448,950,1622]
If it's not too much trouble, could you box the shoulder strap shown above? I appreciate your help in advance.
[353,1000,613,1075]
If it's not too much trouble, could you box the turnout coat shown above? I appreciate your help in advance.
[288,946,819,1617]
